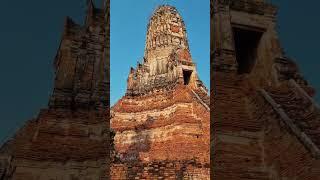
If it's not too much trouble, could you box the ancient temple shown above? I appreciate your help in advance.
[110,5,210,179]
[213,0,320,179]
[2,0,320,179]
[0,1,109,179]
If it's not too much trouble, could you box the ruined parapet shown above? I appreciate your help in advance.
[49,1,107,110]
[0,1,109,179]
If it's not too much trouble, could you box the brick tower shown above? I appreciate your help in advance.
[0,1,109,179]
[111,5,210,179]
[213,0,320,179]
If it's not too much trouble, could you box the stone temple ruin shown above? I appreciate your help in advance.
[212,0,320,179]
[110,5,210,179]
[1,0,320,179]
[0,1,109,179]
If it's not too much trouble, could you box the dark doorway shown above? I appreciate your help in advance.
[233,27,263,74]
[183,70,192,85]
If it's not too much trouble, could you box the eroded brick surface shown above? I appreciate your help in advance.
[0,1,109,179]
[212,0,320,179]
[111,5,210,179]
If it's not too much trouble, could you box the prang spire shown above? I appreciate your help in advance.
[144,5,190,62]
[126,5,206,96]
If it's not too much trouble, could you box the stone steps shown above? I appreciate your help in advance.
[193,88,210,107]
[267,87,320,148]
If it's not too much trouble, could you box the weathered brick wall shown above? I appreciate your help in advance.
[262,107,320,179]
[212,72,269,179]
[111,85,209,166]
[111,161,209,179]
[213,1,320,179]
[111,5,209,179]
[1,109,108,180]
[49,1,107,110]
[0,1,109,179]
[255,85,320,179]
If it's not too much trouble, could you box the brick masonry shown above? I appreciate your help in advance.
[212,0,320,179]
[0,1,109,179]
[1,0,319,179]
[111,5,210,179]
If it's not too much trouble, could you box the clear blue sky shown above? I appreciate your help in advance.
[274,0,320,102]
[110,0,210,105]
